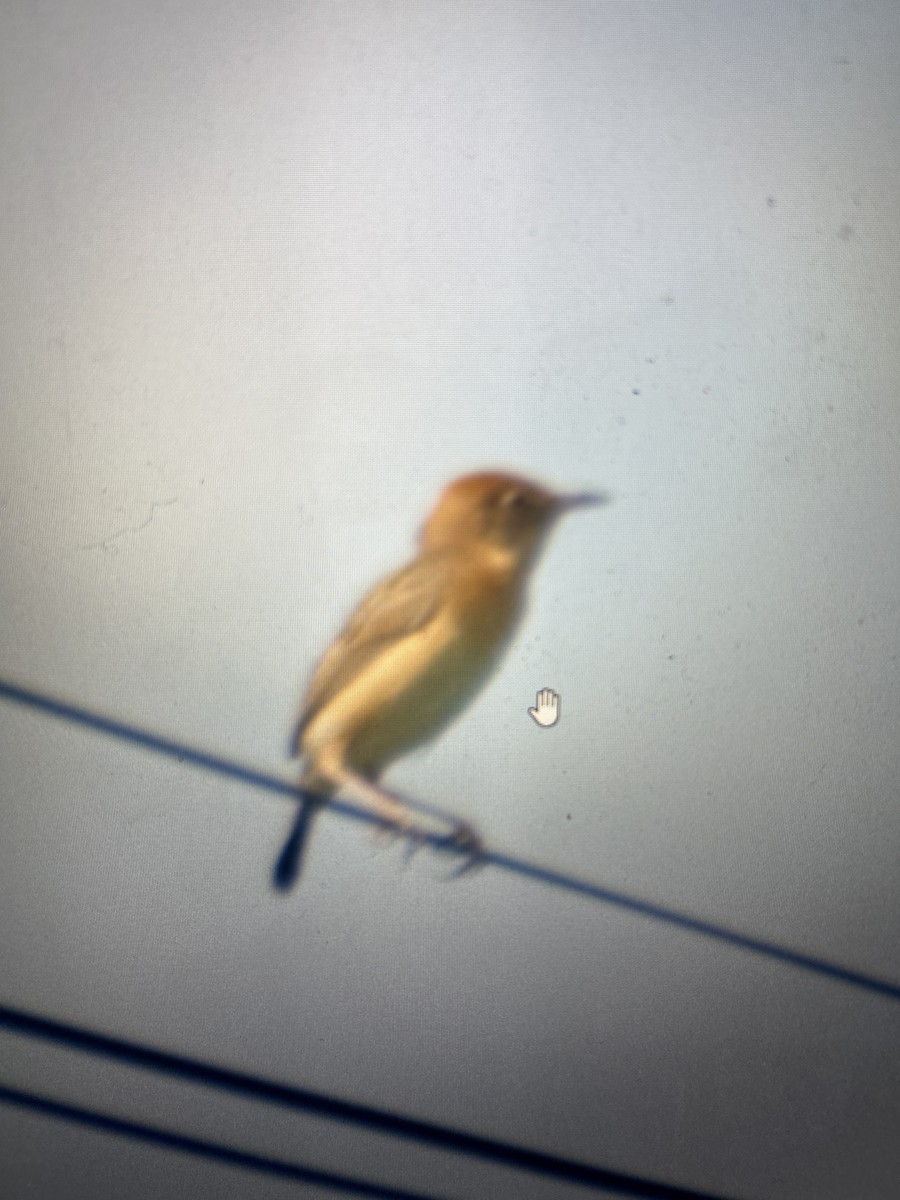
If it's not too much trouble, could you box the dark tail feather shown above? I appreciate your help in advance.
[272,795,325,890]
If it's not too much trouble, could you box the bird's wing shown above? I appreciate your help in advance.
[289,553,450,756]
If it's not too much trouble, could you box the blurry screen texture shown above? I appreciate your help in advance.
[2,2,899,1198]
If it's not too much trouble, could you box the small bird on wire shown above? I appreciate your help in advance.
[273,470,606,888]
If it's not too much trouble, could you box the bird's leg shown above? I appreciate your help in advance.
[331,768,427,845]
[372,785,484,870]
[391,792,484,868]
[333,768,484,872]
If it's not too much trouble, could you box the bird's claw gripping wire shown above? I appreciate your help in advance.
[402,825,429,863]
[371,811,429,864]
[374,813,477,872]
[370,807,482,874]
[441,819,486,878]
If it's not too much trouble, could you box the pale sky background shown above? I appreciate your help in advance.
[2,2,900,1197]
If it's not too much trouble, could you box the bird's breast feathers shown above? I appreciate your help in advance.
[299,557,524,770]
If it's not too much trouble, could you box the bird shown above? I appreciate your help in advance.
[273,470,606,888]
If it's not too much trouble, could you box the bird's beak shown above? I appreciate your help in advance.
[555,489,612,513]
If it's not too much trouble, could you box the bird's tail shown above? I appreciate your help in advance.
[272,788,328,890]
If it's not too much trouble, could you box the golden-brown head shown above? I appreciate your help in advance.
[420,471,606,565]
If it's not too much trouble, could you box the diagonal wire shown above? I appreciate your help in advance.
[0,1003,744,1200]
[0,1083,446,1200]
[2,676,899,1004]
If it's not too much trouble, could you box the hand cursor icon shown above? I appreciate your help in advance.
[528,688,560,727]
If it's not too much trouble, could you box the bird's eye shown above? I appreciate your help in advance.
[501,489,526,508]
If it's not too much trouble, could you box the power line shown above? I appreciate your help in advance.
[2,677,898,1003]
[0,1003,744,1200]
[0,1083,445,1200]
